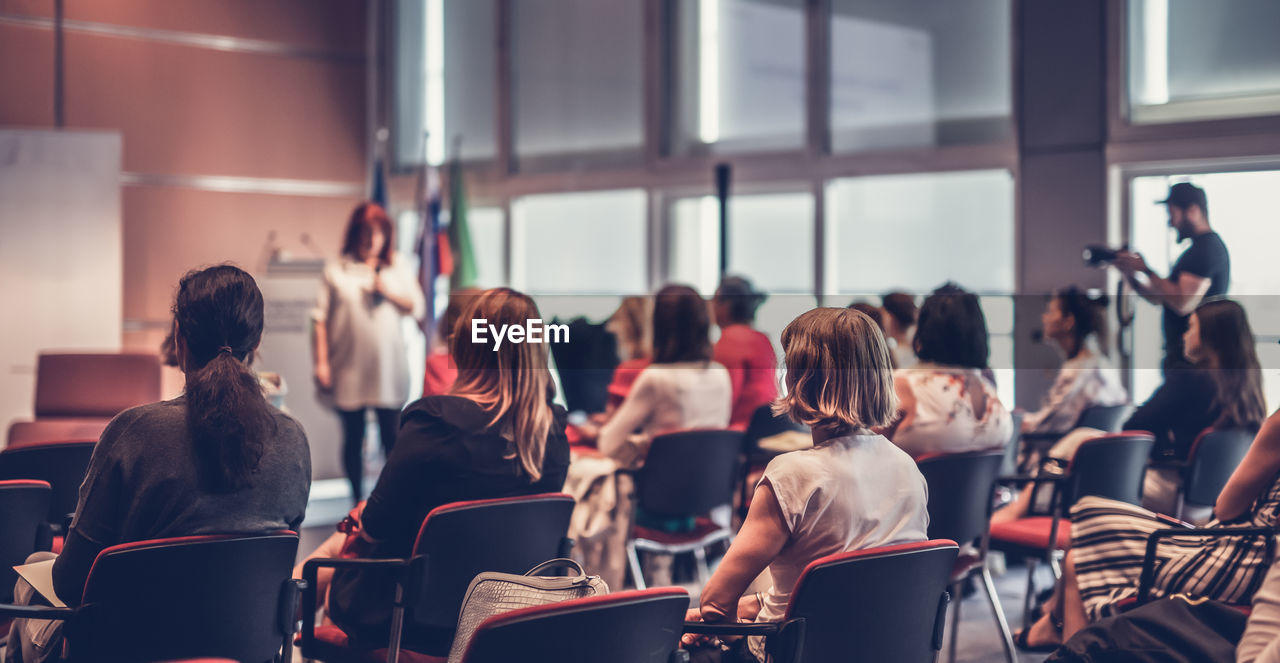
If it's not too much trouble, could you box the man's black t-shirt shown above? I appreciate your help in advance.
[1162,231,1230,368]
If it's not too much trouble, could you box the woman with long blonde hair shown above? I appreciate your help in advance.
[302,287,570,657]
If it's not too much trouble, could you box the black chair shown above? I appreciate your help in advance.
[990,431,1155,624]
[0,533,302,663]
[626,429,742,589]
[1175,428,1254,520]
[738,405,807,520]
[683,540,958,663]
[0,440,96,536]
[917,451,1014,663]
[301,493,575,663]
[1076,403,1133,432]
[459,588,689,663]
[1002,411,1024,477]
[0,480,52,603]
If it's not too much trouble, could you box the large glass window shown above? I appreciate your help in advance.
[511,0,644,167]
[669,0,807,155]
[668,191,815,354]
[1128,0,1280,124]
[511,189,648,321]
[828,0,1011,153]
[825,170,1016,405]
[394,0,497,166]
[1129,170,1280,408]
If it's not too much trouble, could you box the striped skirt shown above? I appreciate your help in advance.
[1069,496,1274,621]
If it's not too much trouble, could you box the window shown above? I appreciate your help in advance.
[511,0,644,167]
[669,0,807,155]
[1129,170,1280,408]
[468,207,506,288]
[394,0,497,167]
[668,191,815,353]
[828,0,1011,153]
[1127,0,1280,124]
[511,189,648,321]
[825,169,1016,405]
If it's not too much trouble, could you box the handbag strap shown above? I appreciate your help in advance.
[525,558,585,578]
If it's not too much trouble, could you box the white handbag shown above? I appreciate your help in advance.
[446,558,609,663]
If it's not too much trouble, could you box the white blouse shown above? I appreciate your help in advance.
[1022,349,1128,435]
[891,364,1013,458]
[597,361,732,469]
[312,255,425,410]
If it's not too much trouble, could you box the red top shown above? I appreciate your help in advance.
[422,348,458,397]
[713,324,779,430]
[606,357,652,410]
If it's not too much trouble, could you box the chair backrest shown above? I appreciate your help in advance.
[73,533,299,663]
[460,588,688,663]
[743,404,806,450]
[1002,411,1025,475]
[409,494,575,629]
[785,540,958,663]
[0,441,96,525]
[1184,428,1255,507]
[1075,404,1132,433]
[7,420,109,447]
[634,429,742,517]
[1064,432,1156,508]
[34,352,161,418]
[917,452,1004,546]
[0,480,52,603]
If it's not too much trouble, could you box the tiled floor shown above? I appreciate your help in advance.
[298,491,1057,662]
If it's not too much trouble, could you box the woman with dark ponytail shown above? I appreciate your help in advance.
[7,264,312,662]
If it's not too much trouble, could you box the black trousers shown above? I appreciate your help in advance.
[336,407,400,502]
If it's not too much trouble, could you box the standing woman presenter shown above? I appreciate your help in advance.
[313,202,425,502]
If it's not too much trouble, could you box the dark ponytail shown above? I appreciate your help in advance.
[173,265,274,491]
[1056,287,1110,359]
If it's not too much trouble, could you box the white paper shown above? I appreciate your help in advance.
[14,559,65,608]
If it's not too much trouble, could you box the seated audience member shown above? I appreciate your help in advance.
[599,284,731,468]
[302,287,571,655]
[881,291,919,369]
[603,295,652,412]
[682,306,929,663]
[995,298,1264,523]
[1015,402,1280,651]
[1021,287,1128,435]
[712,276,778,431]
[885,284,1012,458]
[7,265,312,662]
[848,301,885,330]
[421,289,478,396]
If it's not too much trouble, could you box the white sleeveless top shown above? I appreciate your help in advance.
[750,434,930,661]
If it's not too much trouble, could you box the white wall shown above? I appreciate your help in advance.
[0,129,123,428]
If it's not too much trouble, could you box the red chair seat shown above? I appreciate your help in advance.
[950,550,984,583]
[632,516,727,546]
[989,517,1072,550]
[296,626,445,663]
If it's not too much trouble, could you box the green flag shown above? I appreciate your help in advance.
[447,157,477,290]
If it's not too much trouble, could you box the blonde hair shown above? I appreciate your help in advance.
[448,288,555,481]
[606,296,651,361]
[773,307,898,435]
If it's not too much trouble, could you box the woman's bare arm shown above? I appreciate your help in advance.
[1216,411,1280,522]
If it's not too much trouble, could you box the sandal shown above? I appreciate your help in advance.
[1012,627,1059,653]
[1013,612,1064,653]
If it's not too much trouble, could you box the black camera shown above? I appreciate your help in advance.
[1083,245,1121,268]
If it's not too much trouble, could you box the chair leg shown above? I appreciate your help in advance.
[982,566,1017,663]
[693,546,711,584]
[627,541,647,590]
[948,581,962,663]
[1049,549,1063,580]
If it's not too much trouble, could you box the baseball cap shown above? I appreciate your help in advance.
[1157,182,1207,209]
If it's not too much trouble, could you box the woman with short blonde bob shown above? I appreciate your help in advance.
[683,307,930,663]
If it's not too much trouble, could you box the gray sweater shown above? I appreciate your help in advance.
[51,397,312,604]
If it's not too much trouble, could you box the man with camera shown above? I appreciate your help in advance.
[1112,182,1229,371]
